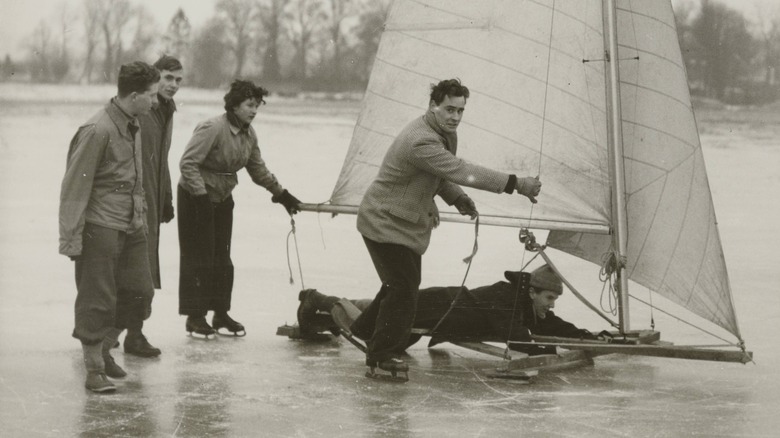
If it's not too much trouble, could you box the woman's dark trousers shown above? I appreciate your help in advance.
[177,186,235,316]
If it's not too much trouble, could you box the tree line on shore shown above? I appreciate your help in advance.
[2,0,779,104]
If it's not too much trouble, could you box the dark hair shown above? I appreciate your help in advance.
[153,55,183,72]
[429,78,469,105]
[117,61,160,97]
[224,80,269,112]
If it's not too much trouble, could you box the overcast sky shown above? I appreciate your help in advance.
[0,0,778,60]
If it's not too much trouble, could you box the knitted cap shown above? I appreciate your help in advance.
[529,264,562,294]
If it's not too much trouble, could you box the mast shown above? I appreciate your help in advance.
[603,0,630,333]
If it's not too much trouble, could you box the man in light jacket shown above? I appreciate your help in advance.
[59,62,159,393]
[353,78,542,378]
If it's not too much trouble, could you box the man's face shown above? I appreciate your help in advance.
[530,289,560,319]
[233,97,260,125]
[131,83,158,116]
[429,94,466,133]
[158,69,184,100]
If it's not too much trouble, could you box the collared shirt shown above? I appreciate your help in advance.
[179,113,284,202]
[59,98,146,256]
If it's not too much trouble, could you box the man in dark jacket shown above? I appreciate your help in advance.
[123,55,183,357]
[59,62,160,393]
[296,264,595,354]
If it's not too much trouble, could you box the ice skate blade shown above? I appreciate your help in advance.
[187,331,216,340]
[365,368,409,383]
[216,327,246,337]
[484,368,538,381]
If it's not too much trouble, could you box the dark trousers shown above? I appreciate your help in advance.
[177,186,235,316]
[351,236,421,365]
[73,222,154,345]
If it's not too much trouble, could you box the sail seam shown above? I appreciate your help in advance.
[622,119,698,152]
[386,29,607,117]
[617,43,684,71]
[615,6,677,34]
[619,78,692,112]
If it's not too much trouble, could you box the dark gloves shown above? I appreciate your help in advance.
[272,189,301,215]
[516,176,542,203]
[162,203,175,223]
[453,194,478,219]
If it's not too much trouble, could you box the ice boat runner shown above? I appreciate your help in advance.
[282,0,752,379]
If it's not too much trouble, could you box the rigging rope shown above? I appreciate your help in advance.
[285,216,305,289]
[628,293,737,347]
[428,213,481,336]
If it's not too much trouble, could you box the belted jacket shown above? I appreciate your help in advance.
[179,114,284,203]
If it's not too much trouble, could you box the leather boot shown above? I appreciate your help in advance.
[124,331,161,357]
[82,342,115,393]
[102,330,126,378]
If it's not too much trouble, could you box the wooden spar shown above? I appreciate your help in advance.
[603,0,631,333]
[298,203,611,234]
[509,341,753,364]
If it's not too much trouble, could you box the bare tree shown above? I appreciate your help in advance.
[163,8,192,60]
[258,0,289,81]
[691,0,755,100]
[28,20,52,82]
[753,4,780,87]
[80,0,101,84]
[50,2,73,82]
[217,0,258,78]
[352,0,390,83]
[121,4,158,64]
[285,0,327,81]
[95,0,133,82]
[190,18,231,87]
[322,0,356,86]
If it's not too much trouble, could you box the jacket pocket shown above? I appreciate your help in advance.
[388,205,420,224]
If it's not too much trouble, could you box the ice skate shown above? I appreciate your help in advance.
[124,332,161,357]
[366,358,409,383]
[186,315,216,338]
[213,312,246,337]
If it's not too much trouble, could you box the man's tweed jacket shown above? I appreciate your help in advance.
[357,112,511,255]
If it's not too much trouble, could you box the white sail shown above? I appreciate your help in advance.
[547,0,741,339]
[326,0,742,340]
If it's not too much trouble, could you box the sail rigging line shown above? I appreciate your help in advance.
[284,216,305,289]
[497,0,559,357]
[427,213,482,337]
[598,245,619,316]
[540,249,619,328]
[627,293,740,347]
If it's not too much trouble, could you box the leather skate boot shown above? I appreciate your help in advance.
[102,334,126,378]
[124,331,161,357]
[212,312,246,336]
[186,315,216,338]
[82,342,115,393]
